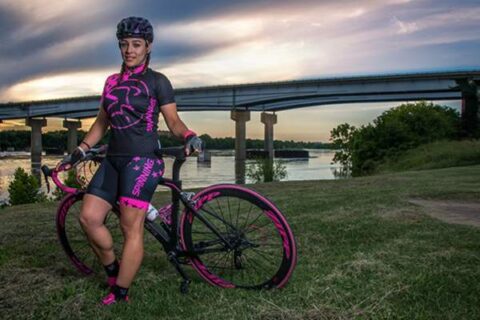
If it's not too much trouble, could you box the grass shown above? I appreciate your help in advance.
[376,139,480,173]
[1,165,480,319]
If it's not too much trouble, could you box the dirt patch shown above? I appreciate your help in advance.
[408,199,480,227]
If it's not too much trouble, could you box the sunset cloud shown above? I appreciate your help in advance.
[0,0,477,140]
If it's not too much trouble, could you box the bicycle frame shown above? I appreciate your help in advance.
[143,149,236,259]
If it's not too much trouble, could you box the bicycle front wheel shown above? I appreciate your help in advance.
[180,184,297,289]
[56,192,122,275]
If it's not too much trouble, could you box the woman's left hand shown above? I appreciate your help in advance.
[185,135,204,156]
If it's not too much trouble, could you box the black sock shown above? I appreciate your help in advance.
[104,260,119,277]
[112,285,129,300]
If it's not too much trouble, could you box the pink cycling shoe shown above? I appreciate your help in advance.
[101,292,129,305]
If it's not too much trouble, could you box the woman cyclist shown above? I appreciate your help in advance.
[61,16,203,305]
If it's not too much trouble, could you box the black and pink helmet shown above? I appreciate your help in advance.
[116,17,154,43]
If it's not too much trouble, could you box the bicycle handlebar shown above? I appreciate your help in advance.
[41,145,108,194]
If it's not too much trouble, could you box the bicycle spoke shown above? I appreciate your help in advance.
[249,247,277,266]
[241,203,254,232]
[214,198,229,234]
[197,206,233,232]
[223,252,231,274]
[235,197,241,230]
[245,255,267,275]
[226,196,232,231]
[205,250,231,275]
[241,211,265,234]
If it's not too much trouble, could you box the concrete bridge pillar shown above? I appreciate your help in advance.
[261,112,277,160]
[476,81,480,124]
[231,110,250,184]
[460,80,480,137]
[26,118,47,179]
[63,120,81,153]
[231,110,250,161]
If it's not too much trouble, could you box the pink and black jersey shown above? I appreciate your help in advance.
[101,65,175,156]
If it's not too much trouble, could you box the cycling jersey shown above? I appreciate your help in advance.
[101,64,175,157]
[87,64,174,210]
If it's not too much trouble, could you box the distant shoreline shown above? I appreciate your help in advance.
[0,148,337,160]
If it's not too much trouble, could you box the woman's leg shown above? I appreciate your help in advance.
[116,204,146,288]
[79,194,116,265]
[112,155,164,290]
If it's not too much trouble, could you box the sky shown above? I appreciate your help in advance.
[0,0,479,141]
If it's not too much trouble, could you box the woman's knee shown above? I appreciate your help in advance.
[119,209,145,239]
[120,221,144,239]
[79,209,103,229]
[79,195,111,229]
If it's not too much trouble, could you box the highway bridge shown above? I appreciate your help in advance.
[1,70,479,181]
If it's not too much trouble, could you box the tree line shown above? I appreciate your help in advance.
[0,131,333,151]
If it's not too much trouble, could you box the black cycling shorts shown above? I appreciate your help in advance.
[86,155,165,211]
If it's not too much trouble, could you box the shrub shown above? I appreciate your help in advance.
[246,158,287,183]
[7,168,46,205]
[52,169,84,200]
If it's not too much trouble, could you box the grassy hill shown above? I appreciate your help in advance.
[1,165,480,319]
[376,139,480,174]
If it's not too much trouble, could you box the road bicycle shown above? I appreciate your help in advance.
[42,145,297,293]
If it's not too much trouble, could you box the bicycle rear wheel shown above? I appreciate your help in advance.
[56,192,122,275]
[180,184,297,289]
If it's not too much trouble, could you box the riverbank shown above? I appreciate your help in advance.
[0,149,340,203]
[1,165,479,318]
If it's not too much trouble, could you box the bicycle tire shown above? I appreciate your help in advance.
[56,191,122,275]
[180,184,297,289]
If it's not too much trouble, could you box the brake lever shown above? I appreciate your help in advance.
[41,165,51,193]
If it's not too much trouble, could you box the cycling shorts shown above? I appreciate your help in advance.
[86,155,165,211]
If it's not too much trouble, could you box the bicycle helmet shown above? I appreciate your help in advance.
[116,17,154,43]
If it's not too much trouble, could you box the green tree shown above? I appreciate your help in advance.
[330,123,357,171]
[7,168,46,205]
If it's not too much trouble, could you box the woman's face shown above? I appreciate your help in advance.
[119,38,151,68]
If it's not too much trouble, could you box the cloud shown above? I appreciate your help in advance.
[392,16,419,34]
[0,0,479,103]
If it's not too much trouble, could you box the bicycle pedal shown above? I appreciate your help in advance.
[180,280,190,294]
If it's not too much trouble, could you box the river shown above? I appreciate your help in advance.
[0,149,341,203]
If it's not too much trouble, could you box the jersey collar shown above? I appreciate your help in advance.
[121,63,146,82]
[125,63,146,76]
